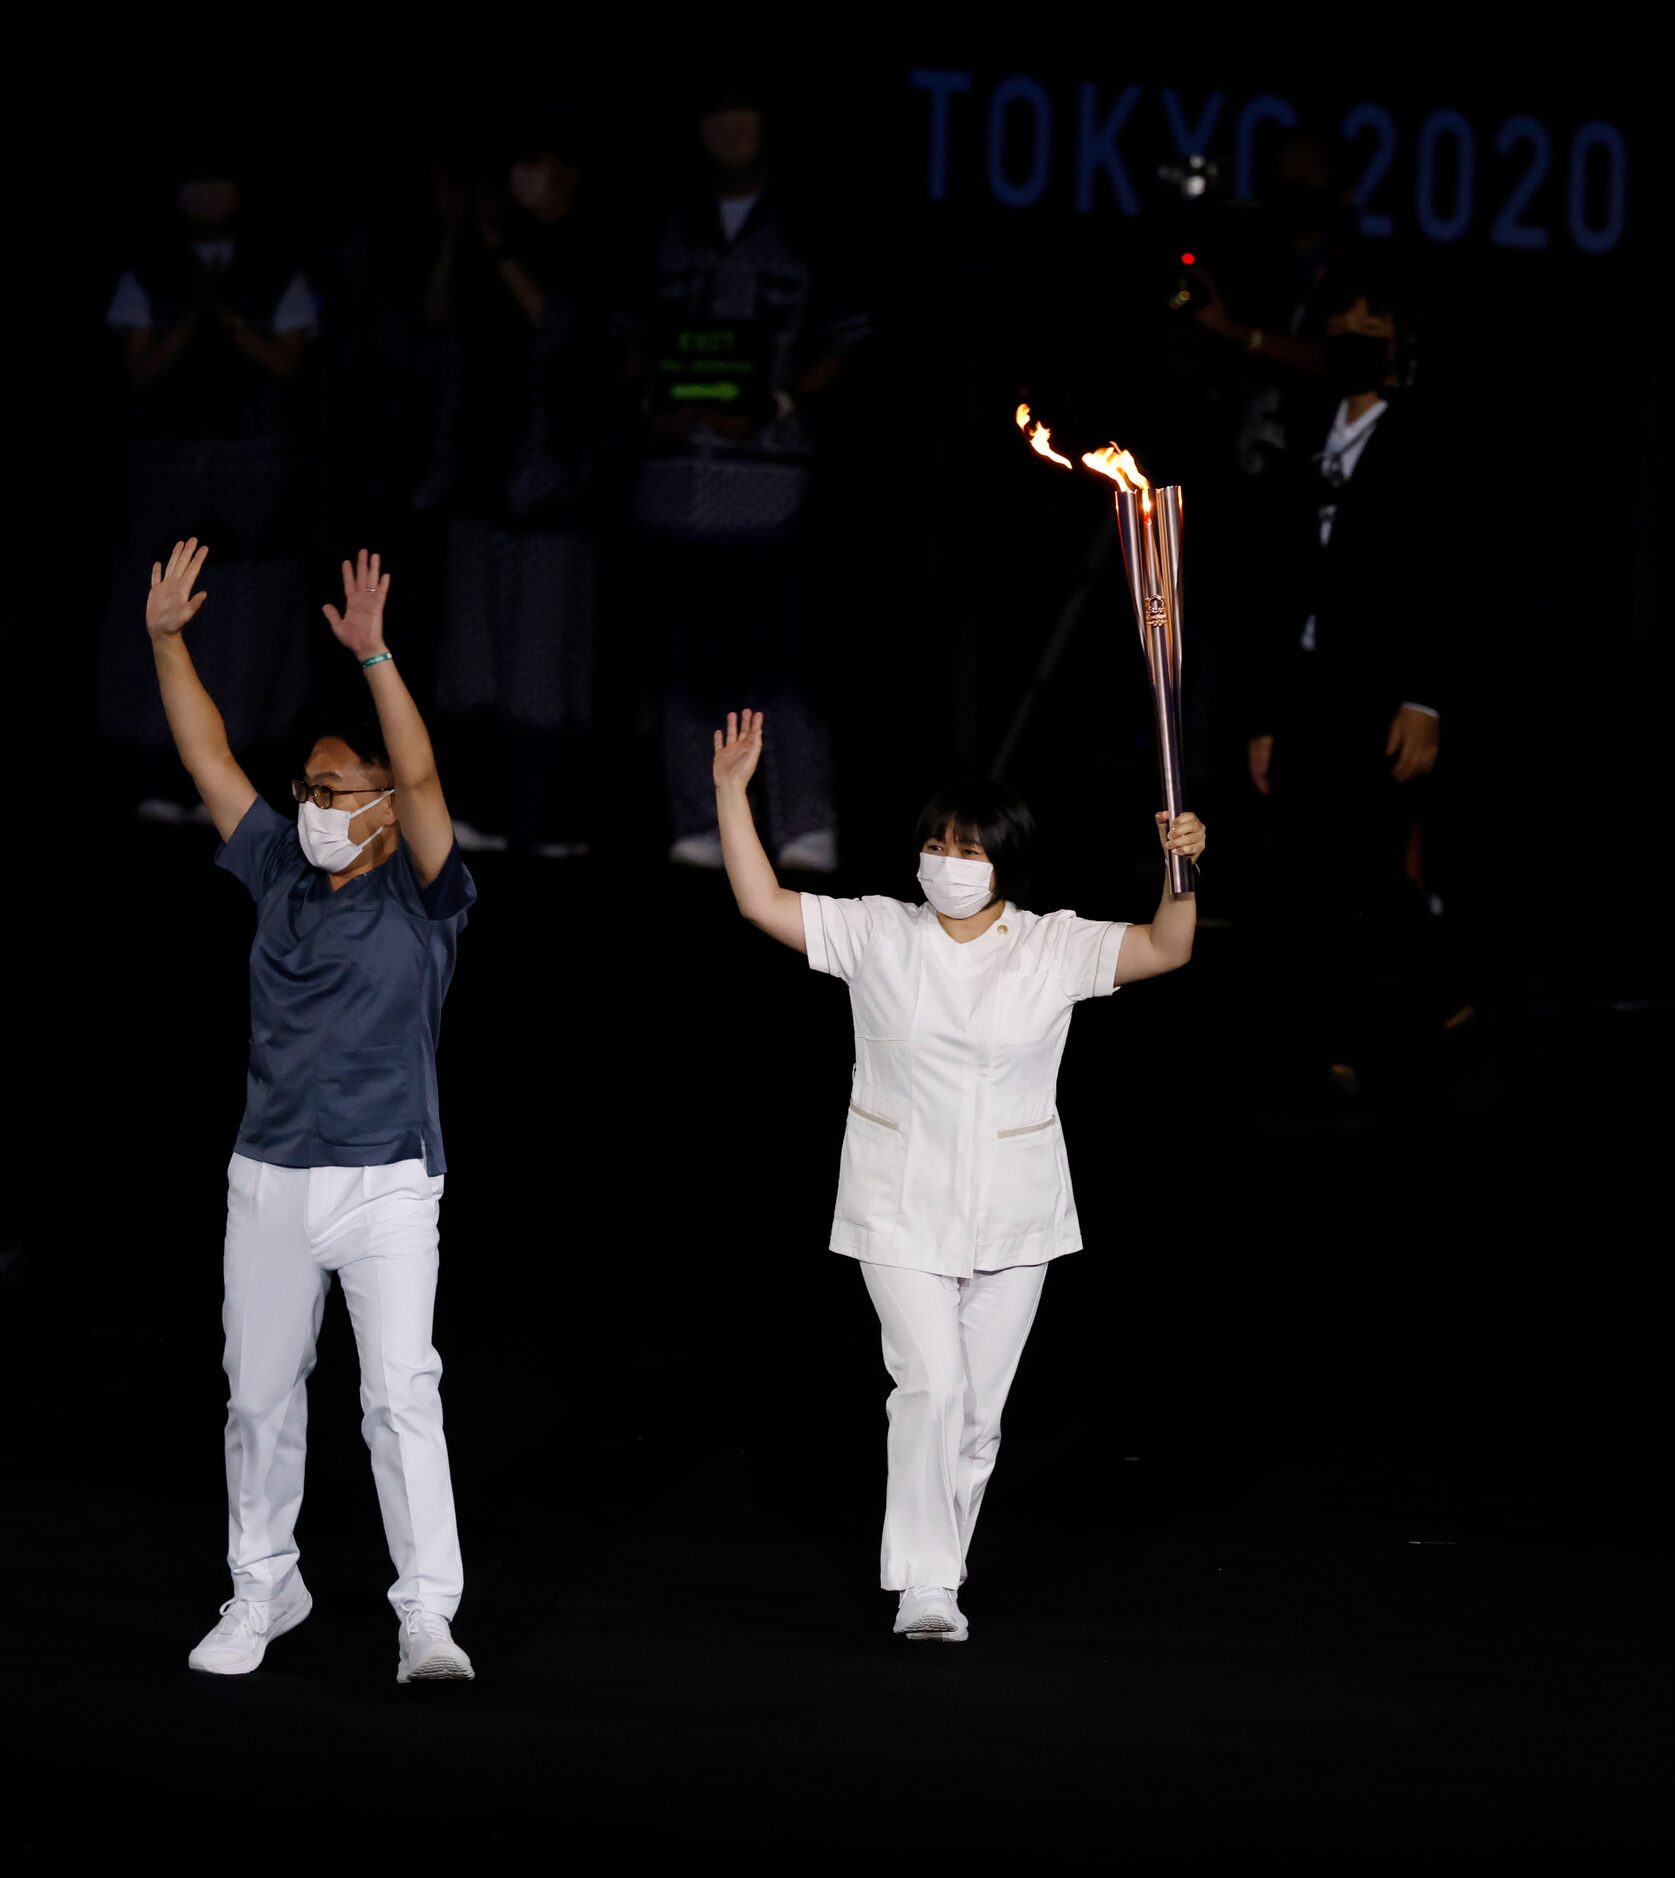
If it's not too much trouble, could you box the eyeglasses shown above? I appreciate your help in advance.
[291,779,387,810]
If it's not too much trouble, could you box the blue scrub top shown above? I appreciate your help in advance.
[216,796,476,1172]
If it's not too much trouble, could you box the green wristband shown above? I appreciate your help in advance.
[360,651,393,669]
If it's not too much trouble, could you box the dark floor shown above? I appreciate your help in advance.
[2,819,1667,1855]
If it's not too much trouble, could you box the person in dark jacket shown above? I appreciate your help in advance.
[613,71,869,874]
[1247,263,1474,1103]
[99,141,318,817]
[420,108,603,855]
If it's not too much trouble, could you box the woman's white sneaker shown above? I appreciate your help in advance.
[397,1607,475,1683]
[188,1583,313,1675]
[893,1585,969,1642]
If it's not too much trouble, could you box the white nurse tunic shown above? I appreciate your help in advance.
[801,893,1128,1277]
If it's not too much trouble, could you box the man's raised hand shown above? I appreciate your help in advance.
[713,709,765,794]
[322,548,391,659]
[147,539,210,639]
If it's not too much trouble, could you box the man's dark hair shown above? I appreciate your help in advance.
[912,779,1036,909]
[309,711,391,775]
[1319,251,1411,335]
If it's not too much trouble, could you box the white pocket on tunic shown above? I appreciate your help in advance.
[984,1111,1064,1244]
[836,1081,909,1238]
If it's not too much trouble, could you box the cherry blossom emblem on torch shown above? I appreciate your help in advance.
[1015,405,1195,895]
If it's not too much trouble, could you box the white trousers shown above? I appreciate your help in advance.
[860,1261,1048,1591]
[222,1154,464,1617]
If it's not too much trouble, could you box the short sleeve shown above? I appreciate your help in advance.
[106,271,152,330]
[801,892,874,983]
[1049,912,1128,1002]
[271,272,318,336]
[413,841,476,922]
[215,796,302,901]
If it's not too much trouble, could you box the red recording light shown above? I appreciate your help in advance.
[1180,252,1196,266]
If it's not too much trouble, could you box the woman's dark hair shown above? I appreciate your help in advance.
[912,779,1036,909]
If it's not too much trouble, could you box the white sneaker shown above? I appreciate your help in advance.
[396,1607,475,1684]
[893,1585,968,1642]
[188,1582,313,1675]
[529,839,592,859]
[777,828,839,874]
[451,820,509,853]
[667,832,725,869]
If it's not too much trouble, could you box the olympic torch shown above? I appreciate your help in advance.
[1016,408,1196,895]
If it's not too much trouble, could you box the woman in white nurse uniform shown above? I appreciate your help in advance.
[714,709,1206,1643]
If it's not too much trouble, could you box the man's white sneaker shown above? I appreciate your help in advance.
[397,1607,475,1684]
[668,832,725,869]
[188,1583,313,1675]
[893,1585,968,1642]
[777,828,839,874]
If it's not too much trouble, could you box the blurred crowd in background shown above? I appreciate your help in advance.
[93,78,876,869]
[43,66,1666,1120]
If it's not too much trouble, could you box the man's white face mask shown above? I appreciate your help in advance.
[917,852,995,919]
[297,791,393,873]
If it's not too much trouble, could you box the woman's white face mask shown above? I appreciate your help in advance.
[297,792,393,873]
[917,851,996,919]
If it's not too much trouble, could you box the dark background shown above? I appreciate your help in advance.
[2,48,1667,1856]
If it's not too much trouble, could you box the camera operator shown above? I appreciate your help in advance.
[1185,127,1356,388]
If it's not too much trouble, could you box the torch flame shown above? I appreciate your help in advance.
[1016,409,1153,510]
[1080,443,1150,493]
[1081,441,1153,514]
[1015,402,1073,471]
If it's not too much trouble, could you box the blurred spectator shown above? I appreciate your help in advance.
[310,143,456,654]
[419,107,603,856]
[613,69,869,872]
[1139,129,1364,811]
[1184,128,1365,484]
[1246,259,1484,1113]
[97,139,317,818]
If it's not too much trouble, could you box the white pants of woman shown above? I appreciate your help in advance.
[860,1261,1048,1591]
[222,1154,464,1618]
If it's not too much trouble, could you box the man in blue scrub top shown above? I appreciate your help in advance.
[148,539,477,1683]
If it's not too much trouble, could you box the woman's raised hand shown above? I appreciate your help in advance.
[322,548,391,658]
[713,709,765,794]
[1157,809,1207,862]
[147,538,210,639]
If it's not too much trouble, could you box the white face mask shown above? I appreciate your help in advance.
[917,852,996,920]
[297,791,393,873]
